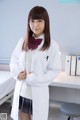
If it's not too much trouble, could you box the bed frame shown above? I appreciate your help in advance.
[0,62,14,106]
[0,91,14,105]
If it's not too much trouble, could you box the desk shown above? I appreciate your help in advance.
[49,72,80,105]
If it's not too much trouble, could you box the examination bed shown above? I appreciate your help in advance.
[0,71,15,105]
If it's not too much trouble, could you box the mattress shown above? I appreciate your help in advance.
[0,71,16,100]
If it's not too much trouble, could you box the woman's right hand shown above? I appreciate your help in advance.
[18,71,27,80]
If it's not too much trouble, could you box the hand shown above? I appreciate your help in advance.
[18,71,27,80]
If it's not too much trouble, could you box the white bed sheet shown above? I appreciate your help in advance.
[0,71,16,100]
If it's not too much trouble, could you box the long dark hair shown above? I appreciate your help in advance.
[22,6,51,51]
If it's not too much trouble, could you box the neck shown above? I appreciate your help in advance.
[34,33,43,38]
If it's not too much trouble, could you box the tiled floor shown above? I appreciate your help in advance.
[0,102,80,120]
[0,102,12,120]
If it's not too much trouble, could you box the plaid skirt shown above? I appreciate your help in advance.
[19,96,32,115]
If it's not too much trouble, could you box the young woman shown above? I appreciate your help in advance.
[10,6,61,120]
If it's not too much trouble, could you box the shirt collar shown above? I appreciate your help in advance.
[33,34,44,40]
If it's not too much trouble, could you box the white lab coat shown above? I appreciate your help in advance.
[10,35,61,120]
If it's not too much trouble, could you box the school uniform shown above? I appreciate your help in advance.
[10,34,61,120]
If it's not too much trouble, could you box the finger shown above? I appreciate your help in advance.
[20,72,26,76]
[19,76,26,80]
[20,71,25,73]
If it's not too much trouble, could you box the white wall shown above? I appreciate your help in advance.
[0,0,80,69]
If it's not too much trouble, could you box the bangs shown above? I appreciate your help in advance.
[30,14,43,20]
[28,6,45,21]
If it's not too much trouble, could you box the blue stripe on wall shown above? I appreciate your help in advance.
[0,59,10,64]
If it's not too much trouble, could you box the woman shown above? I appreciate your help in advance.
[10,6,61,120]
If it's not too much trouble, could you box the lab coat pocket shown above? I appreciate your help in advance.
[41,54,49,73]
[31,51,49,73]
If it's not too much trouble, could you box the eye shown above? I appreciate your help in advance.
[29,19,34,23]
[38,19,43,22]
[31,20,34,22]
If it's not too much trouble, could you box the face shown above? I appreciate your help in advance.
[29,19,45,37]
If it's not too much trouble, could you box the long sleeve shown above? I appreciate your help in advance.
[10,37,24,80]
[26,41,61,86]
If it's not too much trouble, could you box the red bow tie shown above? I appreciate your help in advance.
[28,37,42,50]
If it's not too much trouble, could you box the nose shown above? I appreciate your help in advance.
[33,21,39,27]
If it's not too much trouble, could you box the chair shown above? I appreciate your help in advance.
[60,103,80,120]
